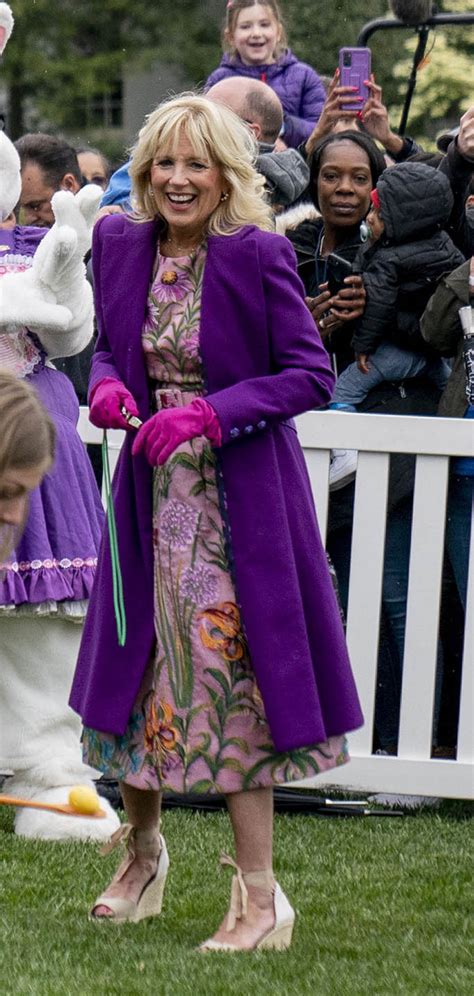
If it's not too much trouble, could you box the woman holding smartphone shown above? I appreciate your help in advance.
[286,129,385,371]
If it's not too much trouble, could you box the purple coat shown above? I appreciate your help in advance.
[205,49,326,148]
[69,215,363,752]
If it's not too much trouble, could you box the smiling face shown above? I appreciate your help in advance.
[230,3,282,66]
[149,131,226,244]
[316,140,373,232]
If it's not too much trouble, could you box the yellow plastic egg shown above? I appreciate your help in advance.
[68,785,101,815]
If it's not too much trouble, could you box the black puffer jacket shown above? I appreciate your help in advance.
[352,162,465,356]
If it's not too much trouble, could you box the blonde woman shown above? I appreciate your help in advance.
[70,93,363,951]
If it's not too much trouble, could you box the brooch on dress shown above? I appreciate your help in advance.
[161,270,179,285]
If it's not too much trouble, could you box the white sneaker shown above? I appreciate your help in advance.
[329,449,358,491]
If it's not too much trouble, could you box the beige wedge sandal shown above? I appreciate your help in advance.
[199,854,295,952]
[90,822,169,924]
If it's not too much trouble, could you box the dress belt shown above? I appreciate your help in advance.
[152,386,200,410]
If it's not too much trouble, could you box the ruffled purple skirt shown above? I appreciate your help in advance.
[0,364,104,613]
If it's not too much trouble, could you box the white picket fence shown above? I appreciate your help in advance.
[78,407,474,800]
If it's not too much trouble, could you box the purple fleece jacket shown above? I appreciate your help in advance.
[205,49,325,148]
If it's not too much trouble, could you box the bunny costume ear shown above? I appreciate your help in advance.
[0,132,21,221]
[0,5,21,221]
[0,3,14,55]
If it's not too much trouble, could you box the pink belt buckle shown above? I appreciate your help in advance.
[156,389,177,410]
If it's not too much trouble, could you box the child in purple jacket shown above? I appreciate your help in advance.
[205,0,326,148]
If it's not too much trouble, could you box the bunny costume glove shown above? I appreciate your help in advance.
[0,185,102,357]
[132,398,222,466]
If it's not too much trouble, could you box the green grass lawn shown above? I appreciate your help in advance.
[0,799,472,996]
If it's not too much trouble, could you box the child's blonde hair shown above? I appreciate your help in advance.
[0,371,55,559]
[223,0,287,58]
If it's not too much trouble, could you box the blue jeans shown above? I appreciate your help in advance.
[333,341,450,407]
[445,475,474,610]
[328,498,444,751]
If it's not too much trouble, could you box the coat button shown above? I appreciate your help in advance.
[244,425,254,434]
[257,420,267,430]
[230,427,240,438]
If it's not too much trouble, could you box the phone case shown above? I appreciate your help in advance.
[326,253,353,296]
[339,47,371,111]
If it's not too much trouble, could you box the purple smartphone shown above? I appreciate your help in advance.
[339,47,371,111]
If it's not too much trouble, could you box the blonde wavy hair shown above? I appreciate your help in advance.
[0,371,55,560]
[129,93,274,234]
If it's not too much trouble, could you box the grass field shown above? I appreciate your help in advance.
[1,799,472,996]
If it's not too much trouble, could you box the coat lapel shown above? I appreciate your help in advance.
[100,218,160,415]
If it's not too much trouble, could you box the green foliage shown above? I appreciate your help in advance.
[390,0,474,142]
[3,0,169,136]
[2,0,472,144]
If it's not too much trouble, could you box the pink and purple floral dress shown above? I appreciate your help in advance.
[82,246,348,794]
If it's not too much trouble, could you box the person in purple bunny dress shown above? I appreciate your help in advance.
[70,93,363,951]
[0,5,119,841]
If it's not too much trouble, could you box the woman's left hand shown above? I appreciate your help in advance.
[131,399,221,466]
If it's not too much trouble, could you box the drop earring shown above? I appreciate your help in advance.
[220,191,229,202]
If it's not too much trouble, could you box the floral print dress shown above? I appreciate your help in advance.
[83,245,348,794]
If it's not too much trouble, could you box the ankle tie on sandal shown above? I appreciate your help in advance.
[219,854,275,932]
[99,822,133,857]
[220,854,248,932]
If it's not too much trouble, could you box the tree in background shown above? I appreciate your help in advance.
[283,0,402,106]
[2,0,471,149]
[391,0,474,144]
[2,0,202,138]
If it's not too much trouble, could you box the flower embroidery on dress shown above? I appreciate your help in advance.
[159,499,199,551]
[143,695,179,761]
[180,564,218,606]
[151,264,193,303]
[199,602,247,661]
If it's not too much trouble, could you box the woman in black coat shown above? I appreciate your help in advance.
[287,130,386,373]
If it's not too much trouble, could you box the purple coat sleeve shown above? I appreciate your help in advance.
[207,236,335,443]
[88,215,124,400]
[283,66,326,147]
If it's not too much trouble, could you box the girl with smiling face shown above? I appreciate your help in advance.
[205,0,326,149]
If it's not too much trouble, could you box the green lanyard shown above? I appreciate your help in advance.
[101,432,126,647]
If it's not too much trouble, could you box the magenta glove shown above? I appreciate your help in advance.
[89,376,140,430]
[132,398,222,466]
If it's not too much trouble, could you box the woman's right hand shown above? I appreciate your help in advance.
[89,376,140,430]
[304,284,333,323]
